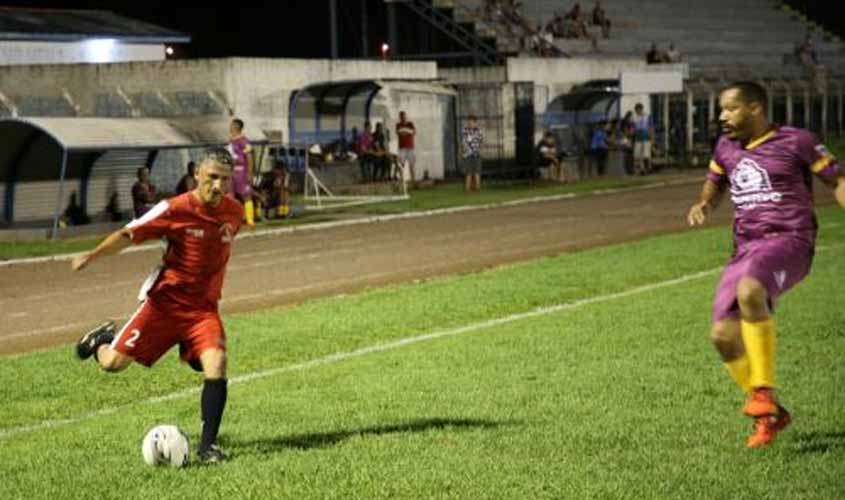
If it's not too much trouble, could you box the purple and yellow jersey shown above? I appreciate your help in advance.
[227,136,252,168]
[707,126,842,241]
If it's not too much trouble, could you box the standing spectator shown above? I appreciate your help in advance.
[396,111,417,186]
[461,115,484,191]
[357,121,376,182]
[176,161,198,195]
[373,122,391,181]
[537,131,565,182]
[590,122,609,176]
[632,103,654,175]
[227,118,255,228]
[258,161,290,219]
[132,166,156,219]
[665,43,681,63]
[591,1,611,39]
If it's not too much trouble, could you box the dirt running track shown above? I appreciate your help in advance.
[2,177,832,357]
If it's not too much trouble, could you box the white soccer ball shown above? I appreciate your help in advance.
[141,425,190,467]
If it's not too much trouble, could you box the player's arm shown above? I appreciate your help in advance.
[687,178,725,226]
[71,227,133,271]
[834,176,845,209]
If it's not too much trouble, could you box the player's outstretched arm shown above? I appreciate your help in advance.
[835,176,845,209]
[72,228,133,271]
[687,179,723,227]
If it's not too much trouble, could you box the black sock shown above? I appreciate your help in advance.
[200,378,228,451]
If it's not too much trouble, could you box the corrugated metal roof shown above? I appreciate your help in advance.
[7,117,249,150]
[0,8,189,43]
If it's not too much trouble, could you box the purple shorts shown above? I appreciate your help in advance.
[231,165,252,198]
[712,235,814,323]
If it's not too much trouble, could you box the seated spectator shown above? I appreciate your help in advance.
[646,43,662,64]
[175,161,198,195]
[357,121,376,182]
[591,1,611,39]
[536,131,566,183]
[63,191,90,226]
[258,161,290,219]
[564,2,582,22]
[664,43,681,63]
[131,166,156,219]
[105,191,123,222]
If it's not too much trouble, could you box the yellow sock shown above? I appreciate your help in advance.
[723,355,752,393]
[741,318,776,388]
[255,201,262,219]
[244,199,255,225]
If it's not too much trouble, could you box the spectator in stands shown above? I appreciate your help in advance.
[357,121,376,182]
[461,115,484,191]
[798,33,822,84]
[131,166,156,219]
[665,43,681,63]
[646,43,662,64]
[590,122,609,176]
[176,161,198,195]
[591,1,611,39]
[396,111,417,186]
[537,131,564,182]
[632,103,654,175]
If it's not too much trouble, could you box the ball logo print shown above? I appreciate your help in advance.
[141,425,190,467]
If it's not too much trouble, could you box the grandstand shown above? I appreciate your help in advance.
[455,0,844,79]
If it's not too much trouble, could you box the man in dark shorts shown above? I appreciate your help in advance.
[73,147,244,463]
[687,81,845,448]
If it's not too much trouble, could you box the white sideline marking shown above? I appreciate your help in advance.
[0,177,699,268]
[0,267,718,441]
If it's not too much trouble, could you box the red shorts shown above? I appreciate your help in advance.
[111,298,226,367]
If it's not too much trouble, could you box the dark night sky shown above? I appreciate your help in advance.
[1,1,843,59]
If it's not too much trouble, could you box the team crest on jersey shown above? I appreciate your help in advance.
[220,222,234,243]
[730,157,782,209]
[185,228,205,238]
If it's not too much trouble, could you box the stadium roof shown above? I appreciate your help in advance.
[0,8,189,43]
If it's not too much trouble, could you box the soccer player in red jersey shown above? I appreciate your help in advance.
[73,147,244,463]
[688,82,845,448]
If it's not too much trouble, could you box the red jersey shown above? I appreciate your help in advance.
[396,121,415,150]
[126,192,243,310]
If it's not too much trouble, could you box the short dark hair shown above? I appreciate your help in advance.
[198,147,235,169]
[467,114,478,121]
[634,103,643,110]
[724,81,768,108]
[231,118,244,131]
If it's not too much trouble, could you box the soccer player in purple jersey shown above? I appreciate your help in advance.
[687,81,845,448]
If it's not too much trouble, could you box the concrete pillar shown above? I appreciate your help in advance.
[686,90,694,153]
[663,93,670,160]
[329,0,338,59]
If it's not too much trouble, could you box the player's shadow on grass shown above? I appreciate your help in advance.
[792,430,845,454]
[232,417,515,454]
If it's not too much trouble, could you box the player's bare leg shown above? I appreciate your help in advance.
[736,275,790,447]
[198,348,228,463]
[76,321,133,372]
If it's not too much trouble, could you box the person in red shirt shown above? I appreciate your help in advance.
[72,147,243,464]
[396,111,417,186]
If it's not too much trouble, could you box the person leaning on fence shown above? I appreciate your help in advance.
[461,115,484,192]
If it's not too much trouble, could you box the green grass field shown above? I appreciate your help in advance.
[2,207,844,499]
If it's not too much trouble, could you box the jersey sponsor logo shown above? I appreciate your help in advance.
[730,157,782,209]
[186,228,205,238]
[220,222,234,243]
